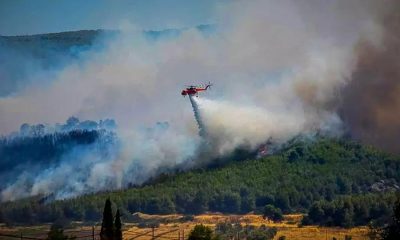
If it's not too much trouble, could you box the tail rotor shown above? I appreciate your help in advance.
[206,81,213,90]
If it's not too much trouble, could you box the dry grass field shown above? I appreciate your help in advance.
[0,213,370,240]
[123,213,370,240]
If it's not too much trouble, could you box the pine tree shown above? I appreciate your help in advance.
[114,209,122,240]
[100,198,114,240]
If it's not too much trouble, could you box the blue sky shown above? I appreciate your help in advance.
[0,0,221,35]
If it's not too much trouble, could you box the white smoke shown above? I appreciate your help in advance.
[0,0,386,201]
[198,98,306,155]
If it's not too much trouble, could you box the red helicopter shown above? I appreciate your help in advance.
[181,82,212,97]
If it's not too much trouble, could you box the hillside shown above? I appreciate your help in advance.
[0,26,213,97]
[0,25,213,57]
[1,138,399,227]
[0,30,106,97]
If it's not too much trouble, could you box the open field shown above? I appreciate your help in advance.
[122,213,369,240]
[0,213,370,240]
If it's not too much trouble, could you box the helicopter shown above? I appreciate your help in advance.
[181,82,212,97]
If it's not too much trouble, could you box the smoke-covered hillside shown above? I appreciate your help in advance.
[0,117,118,201]
[0,30,104,97]
[0,138,398,227]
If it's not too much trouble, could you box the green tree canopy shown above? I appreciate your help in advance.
[47,224,76,240]
[263,204,283,221]
[188,224,213,240]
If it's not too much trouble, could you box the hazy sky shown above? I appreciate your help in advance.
[0,0,220,35]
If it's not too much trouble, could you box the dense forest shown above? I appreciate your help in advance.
[0,138,398,227]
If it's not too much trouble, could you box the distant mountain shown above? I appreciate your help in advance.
[0,30,103,96]
[0,25,214,96]
[0,24,214,53]
[0,30,105,56]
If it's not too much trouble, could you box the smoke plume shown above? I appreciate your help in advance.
[0,0,398,201]
[339,0,400,153]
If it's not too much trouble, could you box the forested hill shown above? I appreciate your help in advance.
[0,138,399,227]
